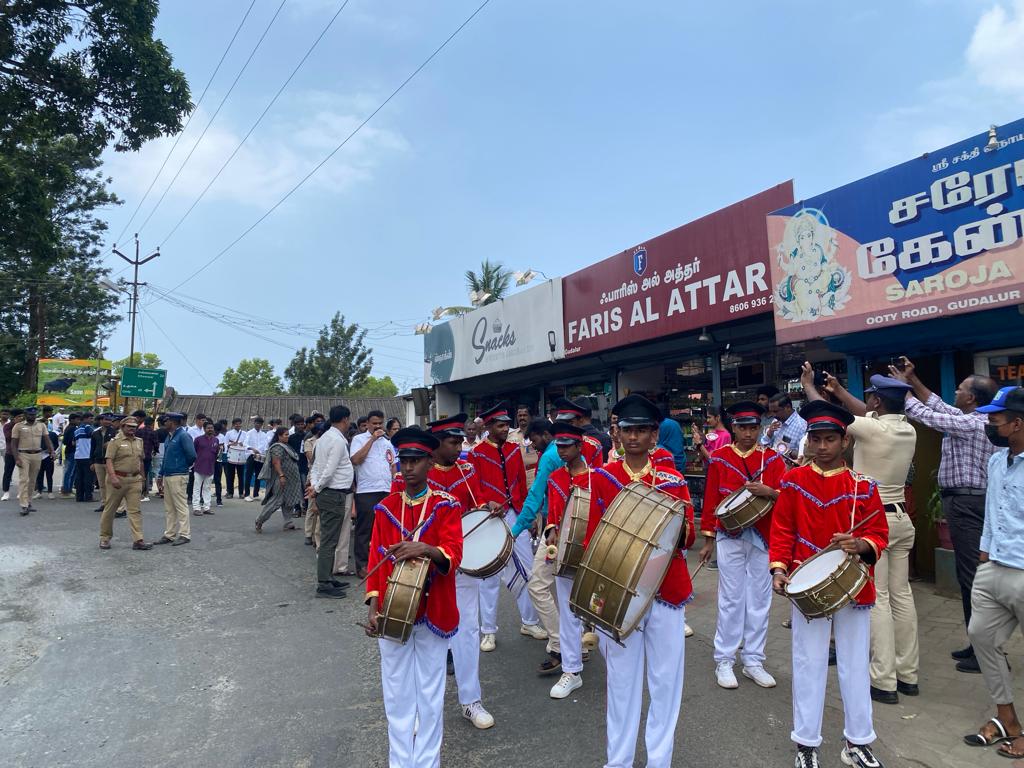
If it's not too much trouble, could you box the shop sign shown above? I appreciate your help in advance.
[36,358,112,407]
[561,184,794,358]
[768,117,1024,344]
[423,278,564,384]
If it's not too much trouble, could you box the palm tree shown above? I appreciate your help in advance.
[464,259,511,305]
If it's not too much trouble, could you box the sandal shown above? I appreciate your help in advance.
[999,736,1024,759]
[965,717,1017,747]
[254,520,263,534]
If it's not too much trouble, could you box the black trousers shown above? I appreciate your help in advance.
[36,457,54,492]
[2,453,15,492]
[316,488,350,584]
[943,493,986,634]
[224,462,245,495]
[213,462,223,504]
[354,491,388,571]
[187,469,195,502]
[75,458,94,501]
[244,457,264,496]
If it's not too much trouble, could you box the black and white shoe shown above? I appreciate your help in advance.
[841,742,883,768]
[795,745,820,768]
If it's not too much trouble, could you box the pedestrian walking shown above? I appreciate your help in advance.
[10,407,55,515]
[155,413,195,546]
[191,421,219,515]
[307,405,353,599]
[255,426,301,533]
[99,417,152,551]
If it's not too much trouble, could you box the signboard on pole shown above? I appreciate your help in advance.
[767,117,1024,344]
[119,367,167,399]
[36,359,112,407]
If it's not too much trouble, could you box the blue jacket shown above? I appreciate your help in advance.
[511,441,564,538]
[160,426,196,477]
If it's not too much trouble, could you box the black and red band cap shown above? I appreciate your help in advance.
[396,441,436,454]
[430,419,463,433]
[733,410,759,420]
[486,410,509,421]
[807,415,847,430]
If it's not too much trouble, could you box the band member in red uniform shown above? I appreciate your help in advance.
[542,422,592,700]
[468,402,544,651]
[698,401,786,691]
[365,427,464,768]
[552,396,609,465]
[770,401,889,768]
[587,394,695,768]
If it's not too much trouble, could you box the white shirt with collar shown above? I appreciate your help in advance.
[225,428,247,446]
[350,430,395,493]
[186,423,204,439]
[310,427,353,492]
[245,428,270,456]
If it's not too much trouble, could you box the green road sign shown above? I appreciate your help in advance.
[120,367,167,399]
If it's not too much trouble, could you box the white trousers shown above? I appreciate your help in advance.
[555,574,583,674]
[452,572,482,706]
[191,472,212,511]
[791,604,876,748]
[379,624,448,768]
[713,534,771,666]
[529,542,560,654]
[599,601,686,768]
[479,510,540,633]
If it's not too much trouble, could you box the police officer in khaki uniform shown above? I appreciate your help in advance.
[11,407,54,516]
[99,417,152,550]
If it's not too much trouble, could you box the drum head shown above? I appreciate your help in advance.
[620,507,684,634]
[460,509,508,572]
[786,549,847,593]
[718,488,753,515]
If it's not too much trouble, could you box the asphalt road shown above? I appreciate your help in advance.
[0,492,901,768]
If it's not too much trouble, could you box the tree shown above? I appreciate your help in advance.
[113,352,162,375]
[0,1,192,152]
[285,313,373,395]
[218,358,284,396]
[344,375,399,398]
[464,259,511,306]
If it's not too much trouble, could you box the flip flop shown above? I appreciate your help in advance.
[965,717,1015,747]
[999,736,1024,759]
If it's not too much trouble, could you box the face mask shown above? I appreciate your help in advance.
[985,424,1010,448]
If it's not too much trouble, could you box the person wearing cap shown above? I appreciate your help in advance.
[155,413,196,546]
[698,401,786,691]
[552,397,607,467]
[802,364,920,705]
[770,400,890,768]
[364,427,463,768]
[961,386,1024,758]
[10,407,55,516]
[468,401,545,651]
[393,413,495,730]
[99,417,151,550]
[586,393,695,768]
[543,421,592,701]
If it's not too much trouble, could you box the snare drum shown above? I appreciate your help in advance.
[459,508,513,578]
[555,487,591,578]
[715,487,773,533]
[227,445,248,465]
[376,556,431,644]
[570,482,688,642]
[784,547,868,620]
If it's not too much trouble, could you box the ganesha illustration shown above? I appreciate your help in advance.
[775,208,851,323]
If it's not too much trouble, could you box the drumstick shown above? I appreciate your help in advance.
[691,560,707,580]
[844,508,882,535]
[358,515,433,586]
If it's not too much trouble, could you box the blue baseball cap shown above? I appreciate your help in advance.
[976,386,1024,413]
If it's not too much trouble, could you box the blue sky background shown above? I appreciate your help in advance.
[97,0,1024,394]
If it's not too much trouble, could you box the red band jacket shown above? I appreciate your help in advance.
[391,461,483,512]
[468,439,526,511]
[546,464,592,532]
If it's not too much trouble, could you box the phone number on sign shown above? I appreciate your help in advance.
[729,295,773,314]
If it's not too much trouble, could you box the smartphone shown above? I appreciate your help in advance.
[889,356,907,371]
[813,370,827,388]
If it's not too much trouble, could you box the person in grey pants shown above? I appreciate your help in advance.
[307,406,354,599]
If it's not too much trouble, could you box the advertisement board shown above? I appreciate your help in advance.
[561,183,794,358]
[423,279,564,384]
[767,117,1024,344]
[36,359,112,407]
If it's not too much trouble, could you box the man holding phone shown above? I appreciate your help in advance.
[761,393,807,461]
[350,409,394,578]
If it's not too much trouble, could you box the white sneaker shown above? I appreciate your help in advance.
[32,491,41,499]
[520,623,548,640]
[462,700,495,729]
[480,633,496,652]
[742,664,777,688]
[1,492,9,501]
[549,672,583,699]
[141,496,150,502]
[684,623,694,637]
[716,661,739,689]
[47,492,55,499]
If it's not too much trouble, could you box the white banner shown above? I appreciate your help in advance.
[424,279,564,384]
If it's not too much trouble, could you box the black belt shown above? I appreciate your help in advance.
[940,488,986,498]
[19,449,42,454]
[322,487,352,494]
[884,503,905,513]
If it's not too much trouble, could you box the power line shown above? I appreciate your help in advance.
[141,306,217,391]
[133,0,288,240]
[111,0,259,247]
[158,0,354,248]
[150,0,494,300]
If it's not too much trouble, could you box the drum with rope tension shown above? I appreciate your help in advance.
[375,556,431,644]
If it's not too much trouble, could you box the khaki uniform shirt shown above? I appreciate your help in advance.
[848,412,917,506]
[106,434,144,475]
[12,421,48,451]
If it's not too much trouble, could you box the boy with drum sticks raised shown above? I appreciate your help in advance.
[364,427,463,768]
[698,400,787,691]
[769,401,890,768]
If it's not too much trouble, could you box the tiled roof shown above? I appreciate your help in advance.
[161,394,407,424]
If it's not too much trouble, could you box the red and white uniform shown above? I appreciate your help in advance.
[606,445,677,471]
[391,461,482,511]
[587,460,695,768]
[366,488,464,768]
[580,434,604,469]
[769,462,890,750]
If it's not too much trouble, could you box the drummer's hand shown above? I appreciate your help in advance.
[698,537,714,565]
[388,541,432,562]
[545,529,557,547]
[366,601,379,637]
[830,532,865,556]
[744,481,775,498]
[486,501,505,518]
[772,571,790,595]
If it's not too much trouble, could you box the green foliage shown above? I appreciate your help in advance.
[344,375,399,398]
[0,0,192,152]
[285,313,373,395]
[113,352,162,375]
[218,358,284,396]
[464,259,511,305]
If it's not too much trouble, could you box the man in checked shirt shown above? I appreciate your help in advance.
[890,356,998,673]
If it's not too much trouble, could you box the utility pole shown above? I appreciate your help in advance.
[112,234,159,363]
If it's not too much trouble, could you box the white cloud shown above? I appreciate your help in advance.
[967,0,1024,98]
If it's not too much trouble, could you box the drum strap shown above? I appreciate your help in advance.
[455,462,479,507]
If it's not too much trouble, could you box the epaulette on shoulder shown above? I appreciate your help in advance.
[654,469,684,483]
[458,460,474,471]
[433,489,458,503]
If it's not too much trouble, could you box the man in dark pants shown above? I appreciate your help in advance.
[349,410,392,578]
[223,418,247,497]
[2,409,24,500]
[306,405,353,599]
[896,357,999,673]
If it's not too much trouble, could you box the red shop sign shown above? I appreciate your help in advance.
[562,182,794,358]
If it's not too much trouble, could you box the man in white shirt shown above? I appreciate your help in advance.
[222,418,247,498]
[244,416,269,501]
[307,405,354,599]
[186,413,206,439]
[349,409,394,578]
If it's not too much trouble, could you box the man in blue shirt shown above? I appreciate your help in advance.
[964,386,1024,758]
[155,412,197,546]
[511,419,565,675]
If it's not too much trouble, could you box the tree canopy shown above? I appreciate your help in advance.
[465,259,511,305]
[113,352,162,375]
[285,313,373,395]
[218,358,284,396]
[344,375,399,398]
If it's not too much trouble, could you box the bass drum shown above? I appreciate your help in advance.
[459,508,513,579]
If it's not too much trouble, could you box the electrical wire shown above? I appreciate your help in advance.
[141,306,217,390]
[150,0,493,299]
[158,0,354,248]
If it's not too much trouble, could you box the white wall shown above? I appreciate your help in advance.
[433,385,461,420]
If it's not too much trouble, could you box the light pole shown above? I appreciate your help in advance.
[112,234,159,363]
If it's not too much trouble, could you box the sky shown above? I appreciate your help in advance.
[96,0,1024,395]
